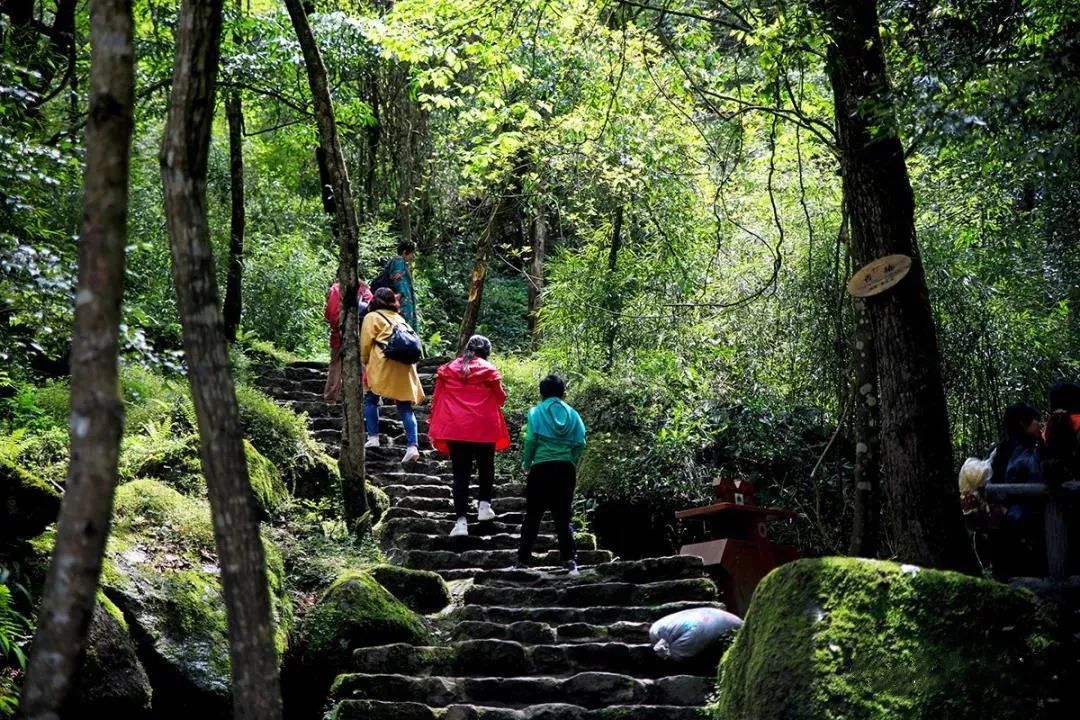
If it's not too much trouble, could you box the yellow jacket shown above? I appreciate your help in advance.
[360,310,425,404]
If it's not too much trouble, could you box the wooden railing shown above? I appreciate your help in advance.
[985,480,1080,579]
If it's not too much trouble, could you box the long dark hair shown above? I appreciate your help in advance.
[991,402,1040,482]
[459,335,492,377]
[368,287,399,313]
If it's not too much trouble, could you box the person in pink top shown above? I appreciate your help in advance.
[323,279,373,402]
[429,335,511,537]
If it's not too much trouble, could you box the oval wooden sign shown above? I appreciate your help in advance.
[847,254,913,297]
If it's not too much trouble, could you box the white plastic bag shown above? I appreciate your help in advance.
[649,607,743,661]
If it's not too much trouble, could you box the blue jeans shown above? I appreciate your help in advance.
[364,391,418,447]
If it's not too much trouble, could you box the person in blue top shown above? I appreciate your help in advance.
[515,374,587,575]
[387,241,418,332]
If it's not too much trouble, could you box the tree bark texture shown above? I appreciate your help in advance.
[18,2,134,717]
[456,203,500,353]
[526,207,547,349]
[603,205,624,372]
[820,0,973,570]
[222,88,245,341]
[849,297,881,557]
[284,0,368,530]
[159,1,283,718]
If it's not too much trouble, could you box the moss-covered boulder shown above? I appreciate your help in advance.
[100,479,291,720]
[67,594,153,718]
[1,456,60,542]
[244,440,288,516]
[366,484,390,525]
[713,557,1059,720]
[285,570,429,716]
[369,564,451,614]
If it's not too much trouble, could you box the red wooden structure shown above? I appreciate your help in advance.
[676,477,799,616]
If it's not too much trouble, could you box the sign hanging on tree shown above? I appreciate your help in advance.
[847,254,913,297]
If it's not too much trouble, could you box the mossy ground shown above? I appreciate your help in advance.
[712,557,1060,720]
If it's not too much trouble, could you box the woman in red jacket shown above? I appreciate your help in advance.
[323,280,372,402]
[429,335,511,537]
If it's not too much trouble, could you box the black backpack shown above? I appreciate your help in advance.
[375,311,422,364]
[368,257,395,293]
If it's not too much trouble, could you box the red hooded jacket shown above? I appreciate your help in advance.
[429,356,511,455]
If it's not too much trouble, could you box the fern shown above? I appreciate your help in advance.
[0,578,32,718]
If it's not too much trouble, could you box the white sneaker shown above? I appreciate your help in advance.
[477,501,496,522]
[401,445,420,464]
[449,518,468,538]
[364,435,380,448]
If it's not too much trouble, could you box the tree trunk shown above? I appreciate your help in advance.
[285,0,368,531]
[159,1,283,718]
[17,2,134,717]
[819,0,973,570]
[457,207,496,353]
[526,207,547,349]
[222,88,245,341]
[603,205,624,372]
[315,144,338,229]
[849,296,881,557]
[365,68,380,220]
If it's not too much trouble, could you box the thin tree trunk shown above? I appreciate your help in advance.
[159,1,283,718]
[457,206,497,353]
[18,2,134,717]
[365,69,380,220]
[819,0,973,570]
[315,144,337,229]
[222,88,244,341]
[603,205,624,372]
[284,0,368,531]
[526,207,547,349]
[849,296,881,557]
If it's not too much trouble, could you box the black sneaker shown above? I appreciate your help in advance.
[511,560,530,570]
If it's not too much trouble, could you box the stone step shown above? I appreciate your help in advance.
[455,601,727,626]
[450,620,651,646]
[381,506,536,526]
[330,699,705,720]
[463,578,717,608]
[349,640,714,679]
[471,556,708,587]
[388,532,582,553]
[330,671,711,709]
[397,495,528,514]
[377,516,560,539]
[379,483,525,501]
[393,548,612,571]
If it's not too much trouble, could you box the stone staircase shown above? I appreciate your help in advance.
[258,359,723,719]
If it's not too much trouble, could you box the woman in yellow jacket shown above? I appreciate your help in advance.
[361,288,425,463]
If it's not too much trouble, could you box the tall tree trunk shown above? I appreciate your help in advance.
[159,1,283,718]
[285,0,368,531]
[315,144,338,230]
[849,296,881,557]
[603,205,624,372]
[18,1,134,716]
[457,206,497,353]
[526,207,547,349]
[819,0,973,570]
[222,88,245,341]
[365,68,380,220]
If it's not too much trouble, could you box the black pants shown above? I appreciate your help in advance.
[518,461,577,564]
[448,441,495,519]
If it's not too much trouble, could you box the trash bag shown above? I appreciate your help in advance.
[649,607,743,661]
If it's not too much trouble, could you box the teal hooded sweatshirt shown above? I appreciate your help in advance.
[522,397,587,470]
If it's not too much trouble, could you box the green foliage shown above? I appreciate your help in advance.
[712,558,1061,720]
[0,573,31,719]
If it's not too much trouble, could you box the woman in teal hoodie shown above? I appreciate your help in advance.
[516,374,586,574]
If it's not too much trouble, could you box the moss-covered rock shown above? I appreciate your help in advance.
[366,484,390,525]
[244,440,288,516]
[712,557,1059,720]
[67,596,153,718]
[98,479,290,719]
[285,569,429,716]
[369,564,451,614]
[296,570,429,667]
[119,433,204,495]
[1,455,60,541]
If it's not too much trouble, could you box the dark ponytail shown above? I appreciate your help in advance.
[460,335,492,377]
